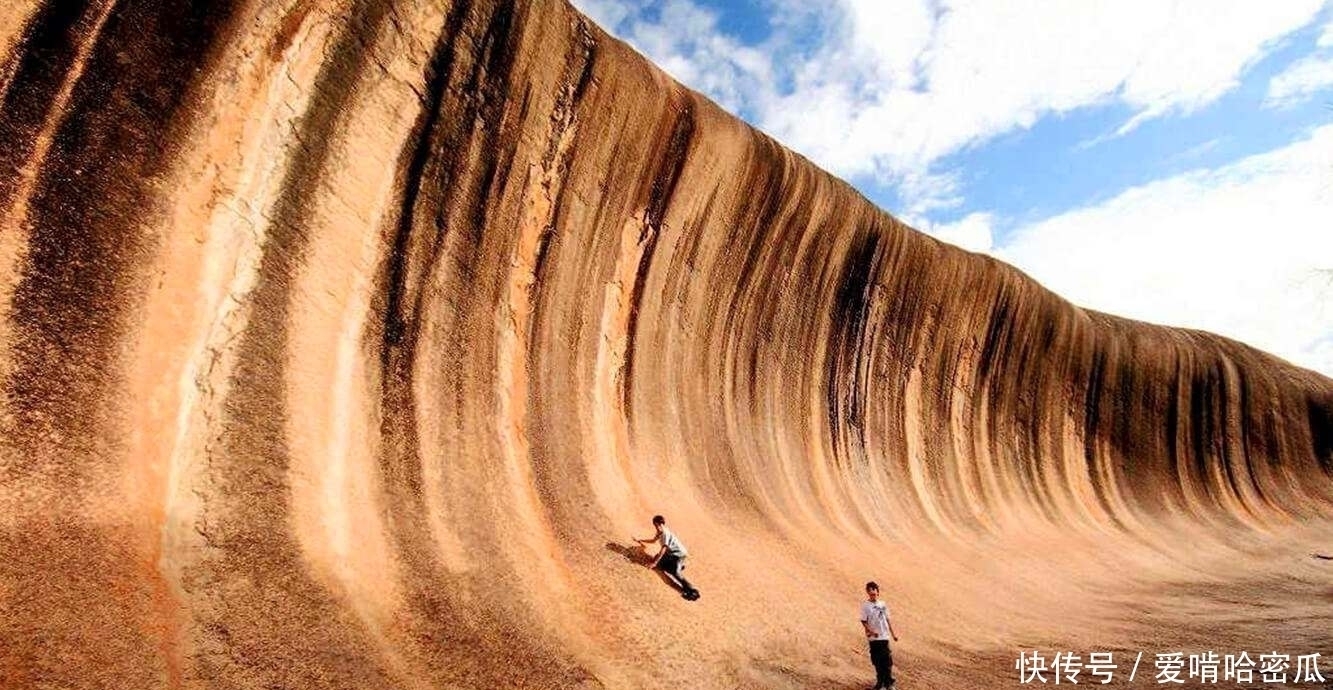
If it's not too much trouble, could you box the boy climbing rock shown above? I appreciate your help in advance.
[637,515,700,600]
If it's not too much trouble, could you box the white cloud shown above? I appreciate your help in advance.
[776,0,1322,174]
[840,0,935,86]
[1265,54,1333,109]
[917,212,995,254]
[581,0,775,115]
[574,0,632,32]
[572,0,1327,216]
[573,0,1333,376]
[996,125,1333,376]
[1305,333,1333,376]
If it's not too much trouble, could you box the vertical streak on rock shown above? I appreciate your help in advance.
[376,0,474,589]
[374,1,604,685]
[382,0,473,356]
[495,3,592,600]
[0,1,238,687]
[1083,339,1118,523]
[191,2,416,687]
[827,229,880,466]
[0,3,44,105]
[523,16,600,534]
[705,134,791,520]
[0,0,116,213]
[621,100,695,423]
[590,93,696,524]
[1310,396,1333,472]
[0,0,117,389]
[375,0,517,679]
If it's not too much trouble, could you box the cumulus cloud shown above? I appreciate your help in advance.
[613,0,774,114]
[996,125,1333,376]
[572,0,1326,214]
[572,0,1333,375]
[574,0,632,31]
[914,212,995,254]
[772,0,1324,173]
[1265,54,1333,109]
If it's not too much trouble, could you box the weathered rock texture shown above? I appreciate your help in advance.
[2,1,1332,688]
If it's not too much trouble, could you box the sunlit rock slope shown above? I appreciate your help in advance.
[2,0,1331,688]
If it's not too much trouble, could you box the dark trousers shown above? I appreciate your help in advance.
[657,554,695,593]
[869,639,894,687]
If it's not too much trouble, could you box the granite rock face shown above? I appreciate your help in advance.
[2,1,1331,688]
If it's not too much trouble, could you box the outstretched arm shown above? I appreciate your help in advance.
[1313,553,1333,560]
[634,534,663,567]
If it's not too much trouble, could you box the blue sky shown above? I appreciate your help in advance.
[930,16,1333,242]
[574,0,1333,376]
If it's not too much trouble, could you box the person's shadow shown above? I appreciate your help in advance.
[605,541,687,594]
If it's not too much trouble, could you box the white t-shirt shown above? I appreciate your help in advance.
[860,600,891,642]
[660,527,688,557]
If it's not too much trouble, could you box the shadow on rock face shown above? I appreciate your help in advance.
[605,541,651,566]
[605,541,689,594]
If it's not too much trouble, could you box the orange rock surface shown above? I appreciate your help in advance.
[1,1,1331,688]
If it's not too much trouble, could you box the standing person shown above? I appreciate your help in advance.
[636,515,700,600]
[860,581,900,689]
